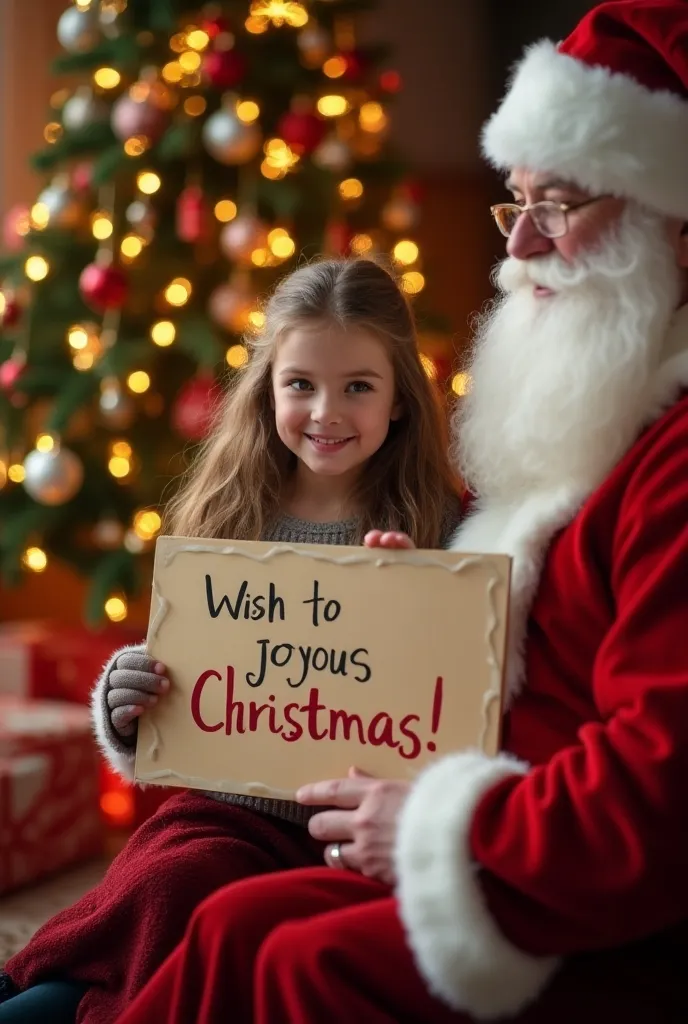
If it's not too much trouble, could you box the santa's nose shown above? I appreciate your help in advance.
[507,212,555,261]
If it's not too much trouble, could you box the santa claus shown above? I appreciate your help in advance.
[115,2,688,1022]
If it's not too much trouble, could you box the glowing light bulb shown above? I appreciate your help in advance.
[133,509,162,540]
[35,434,55,453]
[120,234,145,260]
[338,178,363,200]
[359,101,388,133]
[67,325,89,350]
[30,203,50,230]
[8,464,26,483]
[108,456,131,478]
[44,122,63,144]
[451,372,471,397]
[269,233,295,259]
[226,344,249,368]
[112,441,132,458]
[248,310,266,330]
[136,171,162,195]
[214,199,237,222]
[401,271,425,295]
[91,212,113,240]
[323,56,347,78]
[392,239,419,265]
[124,136,150,156]
[105,595,128,622]
[184,96,207,117]
[150,320,176,346]
[94,67,121,90]
[164,278,192,306]
[23,547,48,573]
[236,100,260,124]
[127,370,151,394]
[351,233,373,255]
[179,50,201,73]
[317,95,349,117]
[186,29,210,50]
[420,354,437,380]
[25,256,49,282]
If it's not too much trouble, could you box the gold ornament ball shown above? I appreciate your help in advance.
[23,447,84,506]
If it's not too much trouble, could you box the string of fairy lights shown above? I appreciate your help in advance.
[0,0,470,621]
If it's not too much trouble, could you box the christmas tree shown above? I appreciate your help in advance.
[0,0,444,625]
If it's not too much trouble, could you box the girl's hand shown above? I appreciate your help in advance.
[296,767,411,886]
[107,651,170,739]
[364,530,415,550]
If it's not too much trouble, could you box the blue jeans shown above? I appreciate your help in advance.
[0,979,87,1023]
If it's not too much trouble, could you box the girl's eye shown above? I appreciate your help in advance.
[288,379,313,392]
[347,381,372,393]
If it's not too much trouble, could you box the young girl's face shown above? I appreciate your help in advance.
[271,323,400,480]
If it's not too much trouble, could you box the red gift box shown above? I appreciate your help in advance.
[0,620,142,704]
[0,697,103,895]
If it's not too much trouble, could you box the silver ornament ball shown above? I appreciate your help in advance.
[62,88,110,132]
[99,382,135,428]
[23,447,84,506]
[202,109,262,166]
[57,5,100,54]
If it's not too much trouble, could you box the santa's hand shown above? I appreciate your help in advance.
[297,767,411,886]
[364,530,415,550]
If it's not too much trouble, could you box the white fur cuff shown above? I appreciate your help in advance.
[395,751,559,1019]
[90,642,146,782]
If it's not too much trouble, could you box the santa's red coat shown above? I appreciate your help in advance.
[396,388,688,1017]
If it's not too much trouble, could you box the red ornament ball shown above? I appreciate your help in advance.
[341,50,368,81]
[171,375,219,441]
[0,297,22,329]
[3,205,30,253]
[176,185,212,245]
[79,262,128,312]
[200,14,232,39]
[0,352,26,392]
[380,69,403,93]
[203,50,247,90]
[278,110,326,155]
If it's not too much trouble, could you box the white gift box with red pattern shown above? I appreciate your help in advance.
[0,697,103,895]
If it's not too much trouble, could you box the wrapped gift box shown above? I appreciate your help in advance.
[0,697,103,894]
[0,620,142,704]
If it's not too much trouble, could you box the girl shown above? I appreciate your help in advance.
[0,257,461,1024]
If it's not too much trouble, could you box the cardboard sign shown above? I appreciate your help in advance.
[134,537,511,799]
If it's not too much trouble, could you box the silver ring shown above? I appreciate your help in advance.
[328,842,345,868]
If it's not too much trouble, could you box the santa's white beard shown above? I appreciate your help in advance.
[455,204,683,500]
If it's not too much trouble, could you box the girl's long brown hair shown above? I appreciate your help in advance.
[165,257,460,547]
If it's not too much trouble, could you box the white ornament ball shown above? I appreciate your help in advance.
[57,5,100,54]
[23,447,84,506]
[220,215,269,265]
[37,178,83,229]
[208,281,256,333]
[313,136,353,173]
[93,517,124,550]
[62,88,110,132]
[202,109,262,166]
[99,381,135,428]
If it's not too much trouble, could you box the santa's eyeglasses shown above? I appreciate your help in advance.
[490,196,609,239]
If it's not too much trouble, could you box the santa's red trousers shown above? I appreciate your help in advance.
[116,867,683,1024]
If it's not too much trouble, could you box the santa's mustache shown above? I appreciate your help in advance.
[494,235,644,296]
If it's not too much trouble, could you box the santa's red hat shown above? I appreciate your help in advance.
[482,0,688,220]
